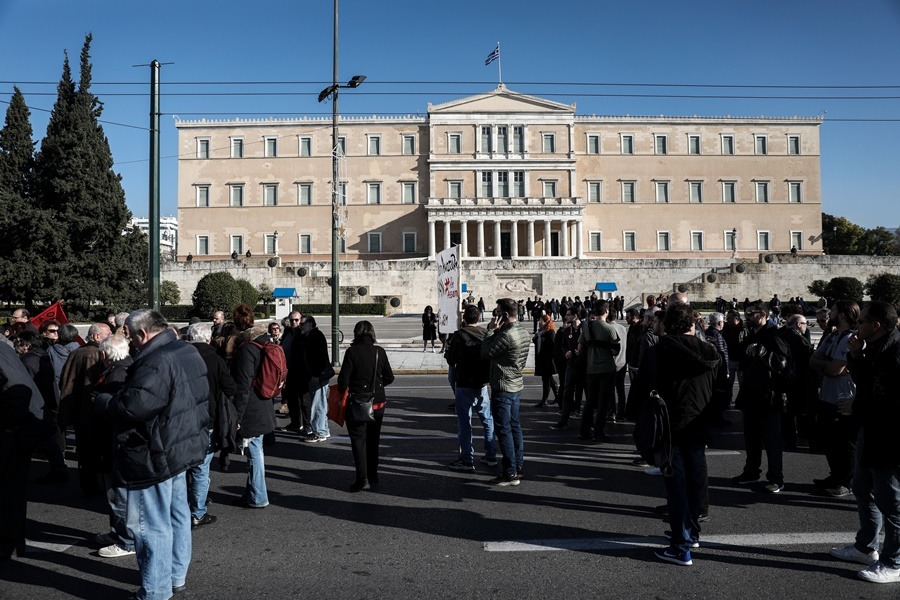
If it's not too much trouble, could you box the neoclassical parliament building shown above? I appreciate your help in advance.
[176,85,823,264]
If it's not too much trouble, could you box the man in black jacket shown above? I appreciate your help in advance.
[300,316,334,443]
[651,303,720,566]
[446,305,496,472]
[94,309,209,599]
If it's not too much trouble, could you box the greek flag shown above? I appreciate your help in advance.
[484,46,499,66]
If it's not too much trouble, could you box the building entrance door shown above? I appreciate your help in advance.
[500,232,511,259]
[550,232,560,257]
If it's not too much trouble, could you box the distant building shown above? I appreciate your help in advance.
[175,85,822,262]
[130,216,178,259]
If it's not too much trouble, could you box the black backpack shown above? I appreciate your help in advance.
[633,390,672,474]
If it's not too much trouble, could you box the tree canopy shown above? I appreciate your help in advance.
[822,213,900,256]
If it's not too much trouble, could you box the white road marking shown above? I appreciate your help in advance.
[25,540,79,553]
[484,531,857,552]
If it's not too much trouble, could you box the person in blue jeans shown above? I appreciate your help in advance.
[481,298,531,486]
[446,305,497,472]
[299,317,334,443]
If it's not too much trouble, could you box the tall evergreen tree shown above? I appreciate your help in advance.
[34,34,147,313]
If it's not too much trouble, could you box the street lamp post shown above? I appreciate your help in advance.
[318,0,366,367]
[731,227,738,259]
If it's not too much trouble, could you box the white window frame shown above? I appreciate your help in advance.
[688,134,701,155]
[689,181,703,203]
[789,181,802,203]
[264,136,277,158]
[788,135,801,155]
[448,132,462,154]
[722,181,736,204]
[512,126,525,153]
[790,231,803,251]
[367,232,382,253]
[480,126,492,153]
[654,134,668,155]
[402,232,417,253]
[542,133,556,154]
[336,136,347,156]
[621,134,634,155]
[401,181,417,204]
[230,137,244,158]
[229,184,244,207]
[589,231,602,252]
[657,231,671,252]
[756,181,769,204]
[367,135,381,156]
[496,126,508,153]
[481,172,493,198]
[230,235,244,255]
[401,134,416,155]
[721,134,735,155]
[297,183,313,206]
[448,180,463,199]
[621,181,635,203]
[623,231,636,252]
[196,138,210,159]
[197,235,210,256]
[195,185,210,207]
[299,234,312,254]
[263,184,278,206]
[542,180,557,198]
[724,229,737,251]
[655,181,669,203]
[366,182,382,205]
[264,234,277,255]
[587,181,602,203]
[755,134,768,155]
[299,136,312,157]
[757,230,771,251]
[512,171,525,197]
[497,171,509,197]
[690,230,704,252]
[586,133,600,155]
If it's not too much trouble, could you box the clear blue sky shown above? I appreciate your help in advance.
[2,0,898,229]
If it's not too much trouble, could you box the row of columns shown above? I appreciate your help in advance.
[427,218,583,259]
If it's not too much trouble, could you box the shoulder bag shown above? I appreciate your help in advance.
[348,349,378,423]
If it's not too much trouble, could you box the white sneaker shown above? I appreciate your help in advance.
[99,543,135,558]
[644,466,662,475]
[94,532,116,546]
[858,562,900,584]
[830,544,879,565]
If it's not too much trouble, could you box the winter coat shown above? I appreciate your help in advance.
[422,311,437,341]
[97,328,210,489]
[47,341,80,406]
[481,322,531,393]
[92,356,133,473]
[338,338,395,409]
[0,342,44,433]
[445,326,489,389]
[303,327,334,388]
[193,342,236,427]
[533,329,556,377]
[58,343,105,428]
[231,326,277,439]
[20,346,56,414]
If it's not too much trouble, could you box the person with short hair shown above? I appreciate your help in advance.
[533,314,559,408]
[578,300,620,443]
[299,316,334,443]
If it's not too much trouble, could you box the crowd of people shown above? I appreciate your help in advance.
[1,290,898,593]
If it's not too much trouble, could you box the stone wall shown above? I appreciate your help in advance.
[162,254,900,313]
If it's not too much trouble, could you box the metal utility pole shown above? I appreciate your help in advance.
[330,0,341,367]
[148,60,161,311]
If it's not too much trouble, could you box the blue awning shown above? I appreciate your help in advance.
[272,287,297,298]
[595,282,617,292]
[461,283,468,293]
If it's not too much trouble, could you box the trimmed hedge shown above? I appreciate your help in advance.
[160,305,195,321]
[292,303,386,316]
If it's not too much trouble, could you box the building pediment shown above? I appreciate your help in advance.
[428,84,575,115]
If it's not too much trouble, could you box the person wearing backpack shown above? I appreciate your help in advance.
[446,304,496,473]
[231,322,278,508]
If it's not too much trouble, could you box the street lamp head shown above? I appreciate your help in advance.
[317,84,338,103]
[347,75,366,88]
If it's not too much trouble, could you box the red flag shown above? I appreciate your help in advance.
[32,301,69,328]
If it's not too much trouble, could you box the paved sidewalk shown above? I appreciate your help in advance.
[375,343,536,374]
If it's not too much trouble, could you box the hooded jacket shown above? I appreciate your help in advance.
[231,325,277,439]
[445,325,489,389]
[652,334,720,444]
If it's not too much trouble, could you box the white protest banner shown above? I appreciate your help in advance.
[436,246,460,335]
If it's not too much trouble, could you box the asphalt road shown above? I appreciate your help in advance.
[1,374,890,600]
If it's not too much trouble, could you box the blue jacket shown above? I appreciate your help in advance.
[98,329,210,489]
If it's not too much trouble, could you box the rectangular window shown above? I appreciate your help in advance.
[688,135,701,155]
[587,134,600,154]
[229,185,244,207]
[368,232,382,253]
[623,231,636,252]
[756,181,769,203]
[401,182,417,204]
[298,183,312,206]
[448,181,462,199]
[497,171,509,197]
[299,136,312,157]
[512,126,524,152]
[481,126,492,153]
[497,126,508,152]
[791,231,803,250]
[513,171,525,197]
[588,181,601,203]
[338,182,347,205]
[402,135,415,155]
[367,182,381,205]
[589,232,602,252]
[621,134,634,155]
[656,181,669,203]
[230,137,244,158]
[657,232,671,252]
[263,184,277,206]
[403,232,416,253]
[722,135,735,155]
[367,135,381,156]
[299,234,312,254]
[655,135,667,155]
[336,136,346,156]
[264,137,277,158]
[690,181,703,203]
[691,231,704,251]
[197,138,210,159]
[622,181,635,203]
[788,135,800,155]
[542,133,556,153]
[542,180,557,198]
[448,133,461,154]
[723,181,736,203]
[230,235,243,255]
[725,229,737,251]
[755,135,768,155]
[264,234,277,255]
[197,235,209,255]
[757,231,770,251]
[196,185,210,207]
[789,181,802,203]
[481,172,493,197]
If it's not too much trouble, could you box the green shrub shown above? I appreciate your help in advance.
[235,278,259,307]
[192,272,241,318]
[866,272,900,308]
[161,305,195,321]
[824,277,864,303]
[160,280,181,306]
[292,303,386,316]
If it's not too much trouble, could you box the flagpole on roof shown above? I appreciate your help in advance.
[497,41,502,85]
